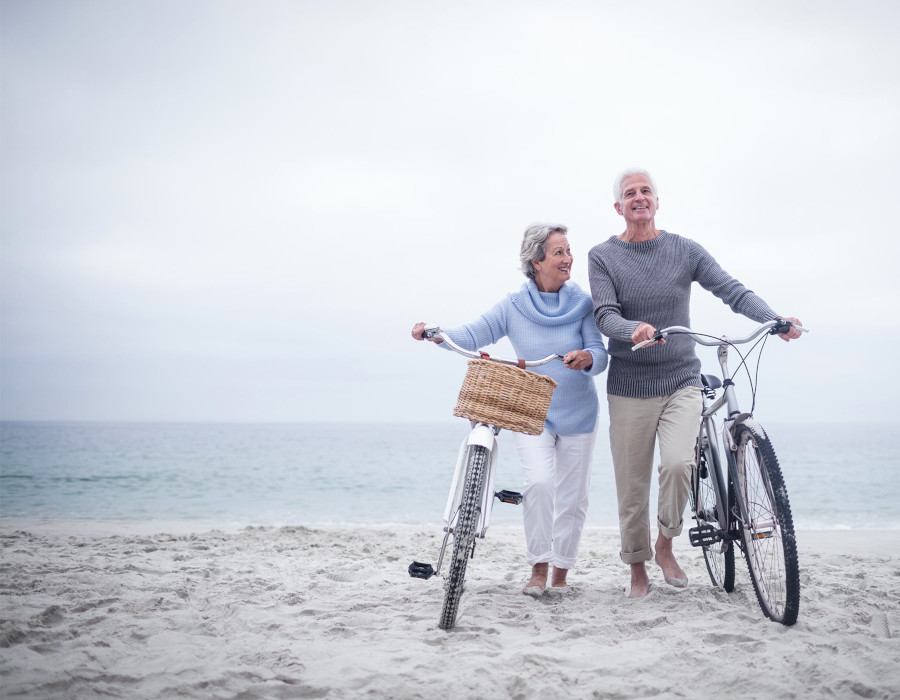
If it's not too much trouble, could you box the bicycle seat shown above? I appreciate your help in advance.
[701,374,722,390]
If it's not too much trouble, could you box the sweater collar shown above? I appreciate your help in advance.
[510,279,592,326]
[610,229,670,248]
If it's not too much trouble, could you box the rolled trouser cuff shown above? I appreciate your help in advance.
[658,517,684,540]
[619,547,653,565]
[552,555,577,570]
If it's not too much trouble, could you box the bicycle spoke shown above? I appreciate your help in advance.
[691,423,734,590]
[734,423,799,625]
[439,444,487,630]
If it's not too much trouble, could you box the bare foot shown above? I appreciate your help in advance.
[628,562,650,598]
[654,533,687,587]
[523,563,548,596]
[551,567,569,588]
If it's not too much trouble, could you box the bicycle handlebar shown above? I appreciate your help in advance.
[422,323,563,367]
[631,319,809,351]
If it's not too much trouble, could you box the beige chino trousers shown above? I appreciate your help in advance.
[608,386,702,564]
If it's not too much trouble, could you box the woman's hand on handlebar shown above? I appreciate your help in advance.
[632,322,665,348]
[411,321,443,343]
[562,350,593,371]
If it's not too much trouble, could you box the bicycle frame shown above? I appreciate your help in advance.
[705,341,760,451]
[698,342,755,549]
[697,413,729,546]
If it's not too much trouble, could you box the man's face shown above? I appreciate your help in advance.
[614,174,658,224]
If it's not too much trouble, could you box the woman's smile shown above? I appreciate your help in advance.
[533,232,572,293]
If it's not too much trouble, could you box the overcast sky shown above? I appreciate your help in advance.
[2,0,898,424]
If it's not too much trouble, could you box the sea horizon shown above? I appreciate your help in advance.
[2,420,898,531]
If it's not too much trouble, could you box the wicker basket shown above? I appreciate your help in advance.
[453,359,558,435]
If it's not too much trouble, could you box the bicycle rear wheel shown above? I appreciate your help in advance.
[733,422,800,626]
[692,423,735,591]
[439,444,488,630]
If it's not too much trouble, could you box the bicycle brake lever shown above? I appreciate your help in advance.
[770,320,810,336]
[631,331,666,351]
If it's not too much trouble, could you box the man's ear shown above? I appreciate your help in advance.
[614,201,623,216]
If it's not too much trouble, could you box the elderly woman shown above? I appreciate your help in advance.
[412,223,608,596]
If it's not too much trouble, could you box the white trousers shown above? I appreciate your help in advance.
[513,420,598,570]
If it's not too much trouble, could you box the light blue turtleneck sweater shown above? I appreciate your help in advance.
[442,280,608,435]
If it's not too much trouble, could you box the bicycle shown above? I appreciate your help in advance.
[633,318,808,625]
[408,324,562,630]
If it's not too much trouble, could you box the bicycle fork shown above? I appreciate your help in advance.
[408,423,524,581]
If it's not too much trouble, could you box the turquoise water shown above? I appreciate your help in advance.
[1,421,897,529]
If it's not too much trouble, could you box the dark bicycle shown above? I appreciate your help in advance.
[634,319,808,625]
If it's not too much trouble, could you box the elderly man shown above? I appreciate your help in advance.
[588,168,803,598]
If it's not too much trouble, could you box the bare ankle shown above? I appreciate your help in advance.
[551,567,569,587]
[526,563,549,588]
[628,563,650,598]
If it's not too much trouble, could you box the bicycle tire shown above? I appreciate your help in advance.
[733,422,800,626]
[692,423,735,591]
[439,444,488,630]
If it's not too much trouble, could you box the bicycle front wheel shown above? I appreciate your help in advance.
[693,423,735,591]
[439,444,488,630]
[733,422,800,626]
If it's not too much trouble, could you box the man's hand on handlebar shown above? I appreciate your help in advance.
[774,317,804,342]
[411,321,443,344]
[632,322,664,348]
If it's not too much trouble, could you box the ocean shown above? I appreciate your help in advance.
[1,421,898,531]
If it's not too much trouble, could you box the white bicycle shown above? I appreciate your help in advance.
[408,324,561,630]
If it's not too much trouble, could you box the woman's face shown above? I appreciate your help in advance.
[532,232,572,293]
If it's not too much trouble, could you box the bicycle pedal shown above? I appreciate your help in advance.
[495,490,523,505]
[689,525,722,547]
[408,561,435,580]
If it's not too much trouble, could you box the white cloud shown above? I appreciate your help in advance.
[2,0,899,421]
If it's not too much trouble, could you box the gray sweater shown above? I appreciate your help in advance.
[588,230,778,398]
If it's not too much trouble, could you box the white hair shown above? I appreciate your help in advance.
[613,168,658,204]
[519,223,568,279]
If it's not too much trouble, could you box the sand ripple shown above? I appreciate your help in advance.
[1,523,898,698]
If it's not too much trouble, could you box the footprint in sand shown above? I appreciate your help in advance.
[318,566,370,583]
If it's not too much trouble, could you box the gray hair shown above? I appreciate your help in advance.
[613,168,658,204]
[520,223,568,279]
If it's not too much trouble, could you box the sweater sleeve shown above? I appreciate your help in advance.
[579,314,609,376]
[588,246,641,342]
[690,241,779,323]
[440,300,510,351]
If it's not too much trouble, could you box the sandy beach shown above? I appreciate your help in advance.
[1,521,898,699]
